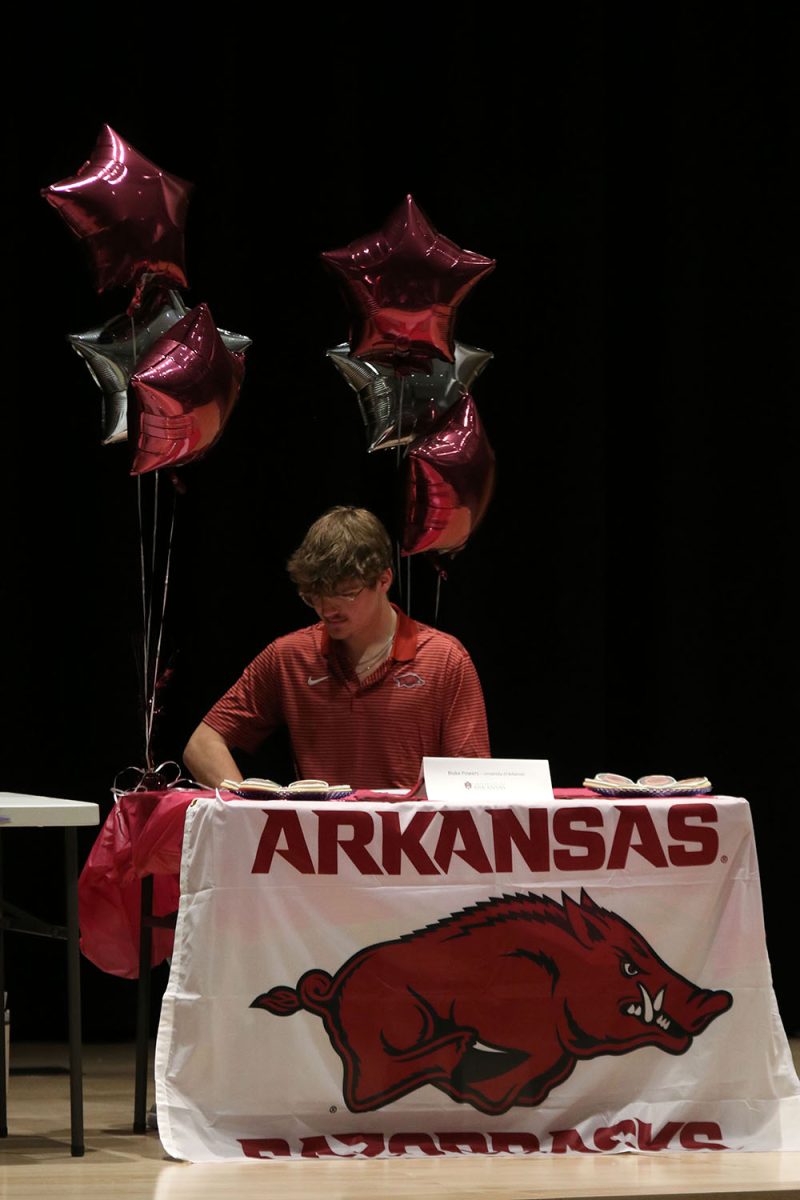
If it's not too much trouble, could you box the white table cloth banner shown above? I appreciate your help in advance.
[155,793,800,1161]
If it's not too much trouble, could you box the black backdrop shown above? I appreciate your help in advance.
[3,6,799,1041]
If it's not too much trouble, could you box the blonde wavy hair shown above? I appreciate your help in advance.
[286,507,393,594]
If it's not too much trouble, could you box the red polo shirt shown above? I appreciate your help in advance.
[202,606,490,788]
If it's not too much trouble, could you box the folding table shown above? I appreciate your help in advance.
[0,791,99,1156]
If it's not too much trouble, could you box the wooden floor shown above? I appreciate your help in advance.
[1,1041,800,1199]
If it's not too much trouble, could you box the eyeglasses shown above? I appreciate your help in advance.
[299,586,366,609]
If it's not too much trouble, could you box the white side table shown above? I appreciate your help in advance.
[0,792,99,1156]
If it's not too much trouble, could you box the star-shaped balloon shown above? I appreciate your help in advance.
[327,341,493,452]
[321,194,495,368]
[129,303,245,475]
[41,125,193,303]
[68,289,252,444]
[402,392,496,556]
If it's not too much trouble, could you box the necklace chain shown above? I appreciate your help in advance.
[354,616,397,677]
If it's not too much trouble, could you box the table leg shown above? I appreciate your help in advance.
[134,874,153,1133]
[64,828,85,1156]
[0,836,7,1139]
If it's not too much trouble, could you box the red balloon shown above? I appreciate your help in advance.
[129,303,244,475]
[41,124,193,304]
[402,393,496,556]
[321,194,495,368]
[67,287,252,446]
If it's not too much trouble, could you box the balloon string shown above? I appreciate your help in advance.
[136,475,151,765]
[395,539,403,607]
[144,472,159,768]
[435,567,442,624]
[151,469,160,597]
[112,760,185,800]
[396,377,405,471]
[395,377,404,605]
[137,470,175,770]
[406,555,412,619]
[144,479,176,764]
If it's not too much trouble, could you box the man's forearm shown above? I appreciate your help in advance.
[183,722,243,788]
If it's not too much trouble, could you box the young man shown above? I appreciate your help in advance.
[183,506,490,789]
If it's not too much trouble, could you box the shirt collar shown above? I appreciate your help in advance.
[320,603,417,662]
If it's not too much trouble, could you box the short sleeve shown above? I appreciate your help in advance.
[202,643,283,755]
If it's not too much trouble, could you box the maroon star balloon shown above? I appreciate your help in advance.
[41,124,193,303]
[321,194,495,368]
[402,392,496,556]
[68,287,252,446]
[129,303,244,475]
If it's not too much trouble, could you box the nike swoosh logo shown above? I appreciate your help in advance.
[307,675,329,686]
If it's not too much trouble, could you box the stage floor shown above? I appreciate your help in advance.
[1,1040,800,1199]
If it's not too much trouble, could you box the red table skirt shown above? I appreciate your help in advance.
[78,788,214,978]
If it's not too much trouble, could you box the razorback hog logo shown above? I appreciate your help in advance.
[251,889,732,1115]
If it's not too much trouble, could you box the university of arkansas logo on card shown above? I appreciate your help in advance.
[251,889,732,1114]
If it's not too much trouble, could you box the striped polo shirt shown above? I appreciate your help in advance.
[203,606,490,788]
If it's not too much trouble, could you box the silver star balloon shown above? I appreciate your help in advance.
[326,342,493,452]
[68,289,252,444]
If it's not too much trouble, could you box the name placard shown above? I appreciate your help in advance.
[420,757,553,805]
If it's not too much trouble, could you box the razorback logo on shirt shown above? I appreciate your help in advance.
[393,671,425,688]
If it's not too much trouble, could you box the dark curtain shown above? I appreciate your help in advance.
[3,4,798,1037]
